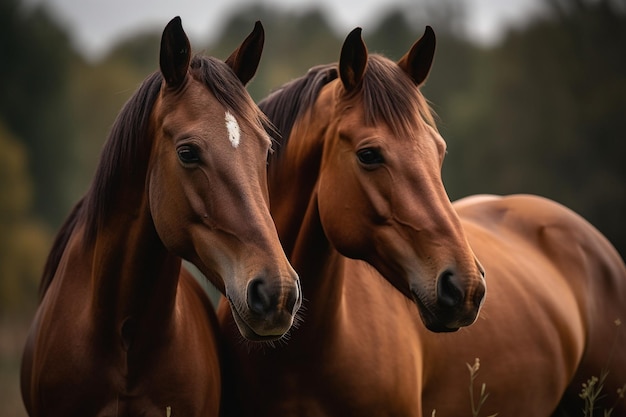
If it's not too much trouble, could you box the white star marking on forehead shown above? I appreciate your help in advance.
[225,111,240,148]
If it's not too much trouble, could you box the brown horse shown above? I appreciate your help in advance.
[21,17,300,417]
[217,27,626,417]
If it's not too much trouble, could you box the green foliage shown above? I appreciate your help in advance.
[67,59,147,198]
[0,123,31,219]
[204,6,342,101]
[0,121,51,313]
[437,0,626,258]
[367,10,421,59]
[577,320,626,416]
[104,31,162,76]
[0,0,80,225]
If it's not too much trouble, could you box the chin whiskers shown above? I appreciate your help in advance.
[234,296,309,353]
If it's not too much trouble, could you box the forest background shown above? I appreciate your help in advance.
[1,0,625,414]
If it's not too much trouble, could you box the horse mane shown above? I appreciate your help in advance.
[83,71,162,244]
[259,64,338,157]
[40,55,270,297]
[38,198,85,299]
[259,55,437,160]
[355,55,437,135]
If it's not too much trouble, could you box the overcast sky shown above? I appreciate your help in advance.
[25,0,545,60]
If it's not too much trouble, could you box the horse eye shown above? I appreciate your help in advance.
[357,148,384,166]
[177,145,200,164]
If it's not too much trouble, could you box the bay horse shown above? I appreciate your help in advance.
[21,17,300,417]
[217,26,626,416]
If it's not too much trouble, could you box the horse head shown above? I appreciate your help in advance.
[313,27,485,332]
[149,17,301,341]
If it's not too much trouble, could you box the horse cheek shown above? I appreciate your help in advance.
[147,166,187,254]
[318,180,368,260]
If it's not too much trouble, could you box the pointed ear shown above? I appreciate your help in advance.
[160,17,191,89]
[397,26,436,86]
[339,27,367,93]
[225,21,264,86]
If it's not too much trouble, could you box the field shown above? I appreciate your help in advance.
[1,314,30,417]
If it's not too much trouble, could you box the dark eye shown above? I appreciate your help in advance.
[177,145,200,164]
[357,148,384,166]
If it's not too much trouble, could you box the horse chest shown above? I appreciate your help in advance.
[247,335,419,416]
[34,341,216,417]
[31,309,217,416]
[256,292,422,415]
[254,370,414,417]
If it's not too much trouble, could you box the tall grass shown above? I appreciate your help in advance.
[579,369,625,417]
[579,319,625,417]
[466,358,498,417]
[430,357,498,417]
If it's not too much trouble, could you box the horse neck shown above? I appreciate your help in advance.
[290,193,346,320]
[88,194,181,338]
[268,88,334,257]
[269,116,346,330]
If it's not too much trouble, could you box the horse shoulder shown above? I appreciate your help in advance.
[337,262,425,413]
[455,193,626,414]
[456,193,626,315]
[455,195,591,374]
[456,194,607,264]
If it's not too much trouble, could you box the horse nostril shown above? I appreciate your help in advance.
[473,280,486,309]
[247,277,273,315]
[437,270,464,309]
[247,275,301,317]
[284,280,300,316]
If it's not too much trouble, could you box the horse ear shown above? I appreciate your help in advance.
[225,21,264,86]
[160,17,191,89]
[339,27,368,93]
[397,26,436,87]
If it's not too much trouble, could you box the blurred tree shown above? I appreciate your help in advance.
[484,0,626,256]
[67,36,158,199]
[0,0,80,226]
[204,6,342,101]
[367,10,419,59]
[434,0,625,257]
[427,40,495,200]
[0,120,51,313]
[103,31,161,76]
[367,0,467,60]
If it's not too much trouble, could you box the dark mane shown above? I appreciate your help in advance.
[356,55,436,136]
[83,71,162,243]
[41,55,269,296]
[38,198,85,298]
[259,56,436,160]
[259,64,338,156]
